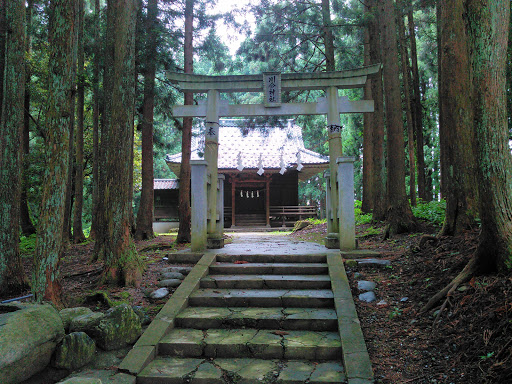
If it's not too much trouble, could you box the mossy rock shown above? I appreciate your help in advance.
[94,304,142,351]
[292,220,312,232]
[52,332,96,371]
[60,307,93,332]
[83,291,114,309]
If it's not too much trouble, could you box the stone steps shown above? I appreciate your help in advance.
[188,288,334,308]
[200,274,331,289]
[129,250,366,383]
[174,307,338,331]
[159,328,342,360]
[209,262,329,275]
[138,357,346,384]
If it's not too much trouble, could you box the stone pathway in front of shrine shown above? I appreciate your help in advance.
[120,233,374,384]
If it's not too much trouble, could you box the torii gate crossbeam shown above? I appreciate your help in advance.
[167,65,380,251]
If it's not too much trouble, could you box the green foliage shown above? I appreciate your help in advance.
[388,306,402,320]
[411,199,446,226]
[354,200,372,225]
[20,234,37,256]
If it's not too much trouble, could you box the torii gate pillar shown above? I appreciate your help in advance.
[325,86,342,249]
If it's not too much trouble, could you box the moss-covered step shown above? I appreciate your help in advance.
[138,357,347,384]
[209,262,328,275]
[188,289,334,308]
[175,307,338,331]
[200,274,331,289]
[158,328,342,360]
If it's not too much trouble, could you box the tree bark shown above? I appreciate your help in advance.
[73,0,86,243]
[397,3,416,206]
[438,0,478,236]
[90,0,101,240]
[135,0,158,240]
[0,0,29,295]
[380,0,415,235]
[321,0,335,72]
[467,0,512,272]
[33,0,77,305]
[367,0,387,221]
[20,0,36,236]
[361,24,373,214]
[176,0,194,244]
[0,0,5,124]
[97,0,142,285]
[407,5,426,200]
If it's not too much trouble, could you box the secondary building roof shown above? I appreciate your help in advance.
[166,119,329,181]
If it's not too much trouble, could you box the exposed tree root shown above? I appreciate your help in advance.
[421,255,478,313]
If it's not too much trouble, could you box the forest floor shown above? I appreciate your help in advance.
[8,221,512,384]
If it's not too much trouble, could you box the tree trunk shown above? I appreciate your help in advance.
[20,0,37,236]
[33,0,77,305]
[90,0,101,240]
[367,0,387,221]
[97,0,142,286]
[135,0,158,240]
[380,0,415,235]
[438,0,478,236]
[397,3,416,206]
[407,5,426,200]
[73,0,86,243]
[0,0,6,124]
[361,25,374,214]
[0,0,29,295]
[467,0,512,272]
[321,0,335,72]
[176,0,194,244]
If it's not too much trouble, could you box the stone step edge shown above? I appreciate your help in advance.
[118,252,217,376]
[327,253,374,383]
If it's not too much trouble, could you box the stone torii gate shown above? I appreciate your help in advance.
[167,65,380,251]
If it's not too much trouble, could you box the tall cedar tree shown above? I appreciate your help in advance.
[97,0,143,285]
[469,0,512,271]
[90,0,101,240]
[0,0,29,295]
[423,0,511,311]
[367,0,387,221]
[397,3,416,206]
[380,0,415,235]
[176,0,194,243]
[33,0,77,305]
[73,0,86,243]
[362,26,373,214]
[0,0,5,122]
[21,0,37,236]
[407,4,426,200]
[438,0,478,236]
[135,0,158,240]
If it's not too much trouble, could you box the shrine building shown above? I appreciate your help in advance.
[157,118,329,229]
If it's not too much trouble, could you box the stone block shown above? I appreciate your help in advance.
[52,332,96,371]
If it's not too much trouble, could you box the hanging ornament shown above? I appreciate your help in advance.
[257,190,260,198]
[296,151,303,172]
[237,151,244,172]
[251,191,254,198]
[279,151,286,175]
[240,190,243,198]
[257,153,264,176]
[246,191,249,198]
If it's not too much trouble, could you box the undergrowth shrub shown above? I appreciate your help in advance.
[412,199,446,226]
[355,200,372,225]
[19,234,37,256]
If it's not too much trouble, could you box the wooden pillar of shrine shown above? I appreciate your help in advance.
[231,178,236,227]
[265,177,271,227]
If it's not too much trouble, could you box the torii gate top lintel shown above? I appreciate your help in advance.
[166,64,381,93]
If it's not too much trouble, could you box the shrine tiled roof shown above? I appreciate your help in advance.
[166,119,329,179]
[154,179,179,190]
